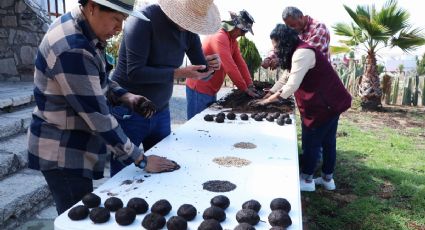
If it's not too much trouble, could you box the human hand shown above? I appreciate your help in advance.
[248,98,268,107]
[245,88,260,98]
[206,54,221,71]
[269,58,279,70]
[144,155,180,173]
[261,58,271,69]
[121,93,156,118]
[174,65,214,80]
[263,92,272,99]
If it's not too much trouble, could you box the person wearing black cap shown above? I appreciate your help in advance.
[186,10,259,119]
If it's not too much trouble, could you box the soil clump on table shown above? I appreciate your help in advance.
[177,204,197,221]
[233,142,256,149]
[202,180,236,192]
[115,207,136,226]
[216,81,294,114]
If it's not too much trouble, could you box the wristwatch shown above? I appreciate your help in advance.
[136,155,147,169]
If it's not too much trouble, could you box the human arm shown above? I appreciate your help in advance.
[212,35,255,96]
[253,49,316,105]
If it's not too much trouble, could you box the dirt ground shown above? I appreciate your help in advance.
[300,104,425,230]
[343,105,425,137]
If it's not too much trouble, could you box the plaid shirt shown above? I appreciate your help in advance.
[299,16,330,60]
[27,7,142,179]
[265,16,330,66]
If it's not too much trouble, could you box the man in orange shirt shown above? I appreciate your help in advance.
[186,10,258,119]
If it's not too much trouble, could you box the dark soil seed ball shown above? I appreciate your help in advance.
[166,216,188,230]
[217,112,225,118]
[203,206,226,222]
[240,113,249,120]
[242,200,261,213]
[204,114,214,122]
[254,115,263,121]
[215,116,225,123]
[210,195,230,210]
[270,227,285,230]
[151,199,172,216]
[142,213,166,230]
[270,198,291,213]
[278,114,289,120]
[250,113,258,118]
[115,207,136,226]
[272,112,281,119]
[268,210,292,228]
[68,205,89,220]
[198,219,223,230]
[276,118,285,126]
[266,115,275,122]
[127,197,149,214]
[89,207,110,223]
[285,118,292,124]
[82,193,101,208]
[104,197,123,212]
[236,209,260,225]
[177,204,197,221]
[234,222,255,230]
[226,112,236,120]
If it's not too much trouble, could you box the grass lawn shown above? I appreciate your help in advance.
[299,105,425,230]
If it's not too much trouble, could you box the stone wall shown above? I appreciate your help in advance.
[0,0,50,82]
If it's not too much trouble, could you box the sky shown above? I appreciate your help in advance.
[67,0,425,58]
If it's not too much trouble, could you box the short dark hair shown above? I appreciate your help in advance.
[78,0,117,12]
[270,24,300,70]
[282,6,303,20]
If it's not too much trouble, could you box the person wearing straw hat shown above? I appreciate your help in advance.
[185,10,259,119]
[27,0,177,215]
[110,0,222,176]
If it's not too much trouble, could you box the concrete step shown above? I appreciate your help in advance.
[0,133,28,179]
[0,106,33,140]
[0,82,34,110]
[0,168,52,230]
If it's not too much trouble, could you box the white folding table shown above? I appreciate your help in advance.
[54,108,302,230]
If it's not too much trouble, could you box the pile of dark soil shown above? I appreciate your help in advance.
[216,81,295,113]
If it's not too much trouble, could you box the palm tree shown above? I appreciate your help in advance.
[333,0,425,110]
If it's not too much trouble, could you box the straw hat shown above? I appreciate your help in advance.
[92,0,149,21]
[158,0,221,35]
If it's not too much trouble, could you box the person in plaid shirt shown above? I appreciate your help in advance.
[262,6,330,70]
[261,6,331,100]
[27,0,176,215]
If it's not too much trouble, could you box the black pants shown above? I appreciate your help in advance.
[42,169,93,215]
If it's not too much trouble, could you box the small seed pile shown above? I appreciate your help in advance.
[233,142,257,149]
[213,156,251,167]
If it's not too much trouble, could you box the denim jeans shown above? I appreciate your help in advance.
[42,169,93,215]
[110,105,171,176]
[186,86,216,120]
[300,115,340,180]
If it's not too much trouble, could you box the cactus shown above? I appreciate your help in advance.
[401,77,412,105]
[422,76,425,106]
[391,76,399,105]
[412,75,419,106]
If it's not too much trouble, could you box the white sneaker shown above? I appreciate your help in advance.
[314,177,336,190]
[300,178,315,192]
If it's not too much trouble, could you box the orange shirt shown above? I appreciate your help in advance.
[186,29,253,96]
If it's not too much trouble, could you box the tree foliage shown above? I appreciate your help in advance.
[239,36,262,77]
[333,0,425,110]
